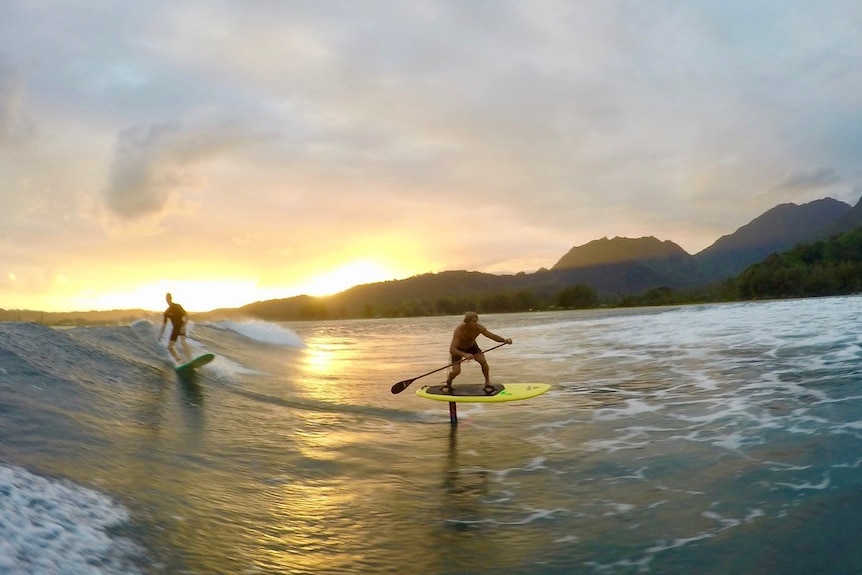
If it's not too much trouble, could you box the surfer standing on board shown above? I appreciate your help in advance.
[158,293,192,364]
[442,311,512,394]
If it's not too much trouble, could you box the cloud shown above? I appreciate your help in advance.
[4,0,862,311]
[84,2,862,232]
[0,62,35,147]
[103,120,252,219]
[757,166,857,206]
[776,167,841,192]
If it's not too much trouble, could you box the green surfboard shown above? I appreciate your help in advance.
[175,353,215,373]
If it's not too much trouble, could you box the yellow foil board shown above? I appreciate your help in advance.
[416,383,550,403]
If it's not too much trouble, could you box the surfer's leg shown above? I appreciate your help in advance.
[475,353,491,385]
[167,340,181,362]
[180,335,192,361]
[168,326,183,362]
[444,362,462,389]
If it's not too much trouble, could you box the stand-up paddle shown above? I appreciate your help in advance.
[390,342,508,394]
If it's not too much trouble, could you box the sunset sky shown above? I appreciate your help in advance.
[2,1,861,312]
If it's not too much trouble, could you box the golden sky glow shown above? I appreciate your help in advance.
[2,2,861,312]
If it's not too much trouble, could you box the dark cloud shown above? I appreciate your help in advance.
[105,122,193,218]
[104,120,253,219]
[776,167,841,192]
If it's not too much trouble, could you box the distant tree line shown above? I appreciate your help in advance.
[291,280,733,320]
[302,285,601,320]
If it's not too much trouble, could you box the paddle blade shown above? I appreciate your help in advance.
[391,379,415,394]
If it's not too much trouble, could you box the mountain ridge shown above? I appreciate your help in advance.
[552,236,689,269]
[692,197,851,278]
[222,194,861,320]
[5,194,861,322]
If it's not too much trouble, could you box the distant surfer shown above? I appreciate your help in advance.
[159,293,192,364]
[442,311,512,394]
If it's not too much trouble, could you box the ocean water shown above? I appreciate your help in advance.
[2,297,862,574]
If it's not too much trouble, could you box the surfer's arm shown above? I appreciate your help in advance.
[479,325,512,345]
[158,313,169,339]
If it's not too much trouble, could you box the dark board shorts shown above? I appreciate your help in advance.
[451,343,482,363]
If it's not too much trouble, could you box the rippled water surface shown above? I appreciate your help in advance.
[2,297,862,573]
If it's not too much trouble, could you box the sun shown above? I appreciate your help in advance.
[50,259,411,313]
[300,261,397,297]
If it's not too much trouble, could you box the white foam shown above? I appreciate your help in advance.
[593,399,663,421]
[553,534,580,543]
[775,471,831,491]
[604,502,636,515]
[444,507,565,527]
[484,456,549,481]
[0,464,142,574]
[215,358,264,379]
[646,531,715,554]
[217,320,305,347]
[584,432,652,453]
[745,508,766,523]
[501,507,565,525]
[702,510,741,529]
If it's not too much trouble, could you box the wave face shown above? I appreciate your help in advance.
[2,299,862,574]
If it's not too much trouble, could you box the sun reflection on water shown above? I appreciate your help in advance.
[303,344,337,374]
[257,480,368,574]
[296,333,392,404]
[298,337,356,395]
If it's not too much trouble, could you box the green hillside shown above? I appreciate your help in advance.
[736,228,862,299]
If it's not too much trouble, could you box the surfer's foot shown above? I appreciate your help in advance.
[440,384,454,394]
[482,384,495,394]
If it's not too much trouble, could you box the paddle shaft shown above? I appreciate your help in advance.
[390,341,508,394]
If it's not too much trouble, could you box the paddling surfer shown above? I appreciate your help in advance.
[442,311,512,394]
[158,293,192,364]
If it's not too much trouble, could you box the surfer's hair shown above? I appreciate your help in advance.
[464,311,478,322]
